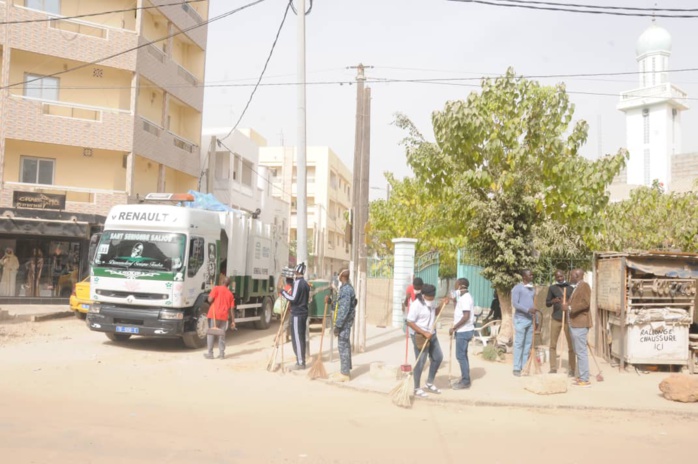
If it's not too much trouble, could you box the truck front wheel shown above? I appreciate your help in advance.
[253,297,273,330]
[182,312,208,349]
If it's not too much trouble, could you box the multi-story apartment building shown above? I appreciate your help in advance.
[200,128,290,275]
[259,146,352,280]
[0,0,208,302]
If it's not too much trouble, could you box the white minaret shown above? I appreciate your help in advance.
[617,22,688,189]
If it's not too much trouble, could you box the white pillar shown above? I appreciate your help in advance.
[391,238,417,329]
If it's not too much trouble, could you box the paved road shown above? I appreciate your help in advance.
[0,318,694,464]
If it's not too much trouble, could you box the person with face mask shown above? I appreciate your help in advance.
[449,278,475,390]
[281,262,310,369]
[546,270,575,376]
[332,269,355,382]
[406,284,444,398]
[512,269,537,377]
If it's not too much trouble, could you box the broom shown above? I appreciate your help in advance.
[267,300,290,371]
[522,310,542,376]
[390,299,448,408]
[308,298,330,380]
[400,318,412,374]
[587,341,605,382]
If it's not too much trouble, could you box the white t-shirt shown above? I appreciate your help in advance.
[453,291,475,332]
[406,298,435,335]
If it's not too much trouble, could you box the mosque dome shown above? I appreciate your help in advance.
[636,23,672,57]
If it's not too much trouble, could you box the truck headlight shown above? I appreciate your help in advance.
[89,303,100,314]
[159,310,183,320]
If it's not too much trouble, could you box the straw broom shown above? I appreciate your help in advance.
[308,297,330,380]
[266,300,290,372]
[522,308,542,376]
[390,299,448,408]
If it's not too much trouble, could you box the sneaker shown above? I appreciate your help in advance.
[217,353,225,359]
[331,372,351,382]
[452,381,471,390]
[549,369,558,374]
[293,363,306,370]
[203,352,214,360]
[424,383,441,394]
[414,388,428,398]
[574,380,592,388]
[513,370,521,377]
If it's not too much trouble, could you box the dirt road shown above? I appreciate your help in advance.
[0,318,693,464]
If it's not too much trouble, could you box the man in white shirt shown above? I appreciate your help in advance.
[449,278,475,390]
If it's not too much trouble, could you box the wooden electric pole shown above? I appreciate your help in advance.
[349,63,372,352]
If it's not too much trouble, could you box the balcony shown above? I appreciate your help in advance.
[2,182,128,217]
[147,0,208,49]
[136,37,203,111]
[5,95,133,151]
[618,83,690,111]
[133,116,199,177]
[6,5,138,70]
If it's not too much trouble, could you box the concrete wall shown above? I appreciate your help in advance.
[367,278,393,327]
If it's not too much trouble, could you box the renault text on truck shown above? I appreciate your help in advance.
[86,193,282,348]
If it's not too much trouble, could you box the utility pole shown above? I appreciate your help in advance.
[349,63,372,352]
[296,0,308,269]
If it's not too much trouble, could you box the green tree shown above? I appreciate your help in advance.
[404,68,626,344]
[597,182,698,252]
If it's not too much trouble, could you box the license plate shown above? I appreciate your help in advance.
[81,304,90,310]
[116,326,139,334]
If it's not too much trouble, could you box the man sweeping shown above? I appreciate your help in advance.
[281,262,310,370]
[204,276,235,360]
[332,269,355,382]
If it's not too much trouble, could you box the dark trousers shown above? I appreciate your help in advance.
[290,314,308,365]
[338,319,353,375]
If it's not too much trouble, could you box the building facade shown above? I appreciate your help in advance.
[259,146,352,280]
[612,22,697,200]
[0,0,208,301]
[200,128,290,275]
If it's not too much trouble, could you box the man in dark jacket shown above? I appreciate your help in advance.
[546,270,575,376]
[332,269,355,382]
[281,262,310,369]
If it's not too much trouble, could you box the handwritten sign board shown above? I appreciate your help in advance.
[13,191,66,210]
[596,258,623,313]
[627,324,689,362]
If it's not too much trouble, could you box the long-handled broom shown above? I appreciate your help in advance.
[266,300,290,371]
[390,299,448,408]
[308,298,330,380]
[522,312,542,376]
[587,341,605,382]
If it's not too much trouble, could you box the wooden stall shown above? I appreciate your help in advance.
[593,252,698,373]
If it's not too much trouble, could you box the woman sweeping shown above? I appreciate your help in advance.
[405,284,444,398]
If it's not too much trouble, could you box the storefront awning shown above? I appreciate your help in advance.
[0,216,90,238]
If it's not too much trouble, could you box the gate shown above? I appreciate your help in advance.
[456,248,494,310]
[415,251,439,287]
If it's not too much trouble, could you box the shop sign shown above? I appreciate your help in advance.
[13,191,66,210]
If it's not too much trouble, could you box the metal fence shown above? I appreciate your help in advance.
[415,251,440,287]
[456,248,494,309]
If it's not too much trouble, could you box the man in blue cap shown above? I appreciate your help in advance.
[282,262,311,369]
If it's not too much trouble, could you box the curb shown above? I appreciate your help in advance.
[313,373,698,419]
[28,311,74,322]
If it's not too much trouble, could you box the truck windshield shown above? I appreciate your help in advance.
[93,231,185,272]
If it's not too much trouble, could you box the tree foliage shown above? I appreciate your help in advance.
[404,68,627,343]
[597,182,698,253]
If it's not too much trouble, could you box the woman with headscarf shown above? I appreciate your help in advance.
[332,269,355,382]
[405,284,444,398]
[0,247,20,296]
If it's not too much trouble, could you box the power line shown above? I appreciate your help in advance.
[492,0,698,13]
[218,0,293,143]
[0,0,270,91]
[0,0,206,26]
[448,0,698,18]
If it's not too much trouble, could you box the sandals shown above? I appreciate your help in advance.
[424,383,441,394]
[414,388,428,398]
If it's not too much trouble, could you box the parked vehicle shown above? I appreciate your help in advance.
[86,193,286,348]
[69,277,91,319]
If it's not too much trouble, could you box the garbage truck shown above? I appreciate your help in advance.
[86,193,285,348]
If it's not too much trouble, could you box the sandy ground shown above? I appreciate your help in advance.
[0,318,695,464]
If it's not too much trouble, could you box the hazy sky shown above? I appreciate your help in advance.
[202,0,698,199]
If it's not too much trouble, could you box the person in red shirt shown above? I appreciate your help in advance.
[403,277,424,313]
[204,276,235,359]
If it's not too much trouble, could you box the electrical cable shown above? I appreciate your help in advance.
[489,0,698,13]
[0,0,270,91]
[0,0,206,26]
[448,0,698,18]
[218,0,293,143]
